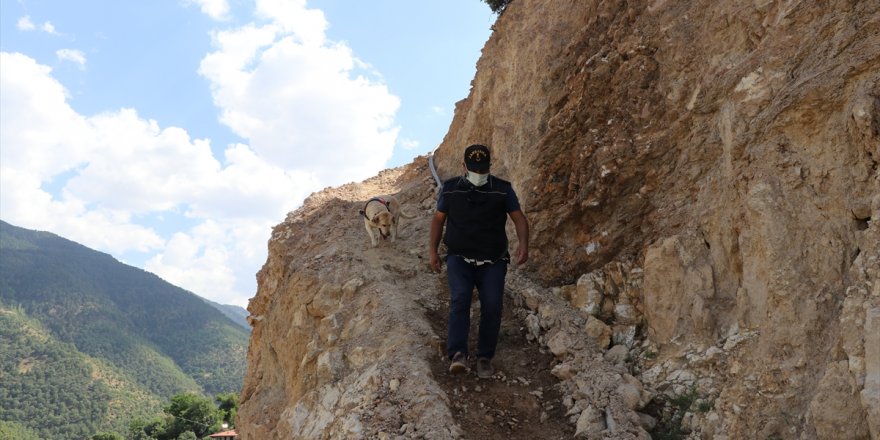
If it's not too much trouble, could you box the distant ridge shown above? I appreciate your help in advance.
[0,220,249,439]
[203,297,251,331]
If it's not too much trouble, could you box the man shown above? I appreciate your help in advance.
[429,144,529,378]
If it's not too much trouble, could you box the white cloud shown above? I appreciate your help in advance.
[0,53,93,180]
[56,49,87,68]
[145,218,270,306]
[0,51,314,306]
[188,0,230,21]
[185,143,320,220]
[17,16,35,31]
[1,0,408,308]
[41,22,58,34]
[0,167,166,254]
[400,137,419,150]
[64,112,222,214]
[0,52,171,253]
[145,221,238,305]
[17,16,59,34]
[199,0,400,187]
[255,0,326,45]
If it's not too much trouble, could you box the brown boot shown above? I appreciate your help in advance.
[449,352,468,374]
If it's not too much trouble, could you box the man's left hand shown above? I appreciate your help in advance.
[514,245,528,265]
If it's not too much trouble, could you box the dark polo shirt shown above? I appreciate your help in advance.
[437,175,521,261]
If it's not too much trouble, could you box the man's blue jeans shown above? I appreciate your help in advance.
[446,254,508,359]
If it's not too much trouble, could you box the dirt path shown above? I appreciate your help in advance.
[422,280,575,440]
[304,162,577,438]
[385,163,574,439]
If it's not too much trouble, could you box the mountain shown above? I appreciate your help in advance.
[203,298,250,331]
[0,306,162,439]
[0,220,249,438]
[236,0,879,439]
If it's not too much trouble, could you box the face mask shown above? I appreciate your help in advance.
[466,170,489,187]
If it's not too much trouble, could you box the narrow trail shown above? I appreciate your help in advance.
[421,279,575,440]
[318,161,579,438]
[398,160,574,439]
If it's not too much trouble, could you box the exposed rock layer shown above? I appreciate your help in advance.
[435,0,878,436]
[239,0,879,438]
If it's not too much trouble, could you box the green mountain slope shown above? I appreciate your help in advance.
[0,307,162,439]
[0,420,42,440]
[203,297,250,331]
[0,220,249,437]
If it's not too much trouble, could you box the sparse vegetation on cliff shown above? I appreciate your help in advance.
[481,0,511,14]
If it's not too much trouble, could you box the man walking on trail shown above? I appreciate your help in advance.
[429,144,529,378]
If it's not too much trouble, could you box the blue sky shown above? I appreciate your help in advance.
[0,0,495,307]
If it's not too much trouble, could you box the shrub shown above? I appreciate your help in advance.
[91,432,124,440]
[482,0,512,14]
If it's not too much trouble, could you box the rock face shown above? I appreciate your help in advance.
[238,0,879,439]
[237,167,464,439]
[435,0,879,437]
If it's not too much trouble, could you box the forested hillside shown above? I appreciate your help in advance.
[0,307,162,438]
[0,220,249,438]
[0,420,42,440]
[203,297,250,331]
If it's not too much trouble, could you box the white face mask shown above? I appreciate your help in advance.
[466,170,489,187]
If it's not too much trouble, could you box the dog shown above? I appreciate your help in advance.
[359,195,415,247]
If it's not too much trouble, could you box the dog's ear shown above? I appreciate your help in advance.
[371,217,379,224]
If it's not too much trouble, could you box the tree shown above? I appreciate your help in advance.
[174,432,197,440]
[127,416,166,440]
[91,432,124,440]
[215,392,239,427]
[482,0,511,13]
[163,393,222,439]
[0,420,41,440]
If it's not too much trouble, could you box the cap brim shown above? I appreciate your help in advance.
[465,164,490,173]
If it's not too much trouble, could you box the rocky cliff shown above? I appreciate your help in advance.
[238,0,879,439]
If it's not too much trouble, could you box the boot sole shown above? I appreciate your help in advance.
[449,362,468,374]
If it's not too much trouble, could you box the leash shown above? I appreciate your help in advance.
[359,197,390,219]
[358,149,441,220]
[427,150,442,188]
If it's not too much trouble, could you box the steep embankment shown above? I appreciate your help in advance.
[239,0,879,439]
[237,164,596,439]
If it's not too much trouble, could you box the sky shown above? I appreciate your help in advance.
[0,0,495,307]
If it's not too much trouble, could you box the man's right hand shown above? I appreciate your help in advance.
[429,250,442,273]
[429,211,447,273]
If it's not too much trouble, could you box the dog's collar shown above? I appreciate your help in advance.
[359,197,390,219]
